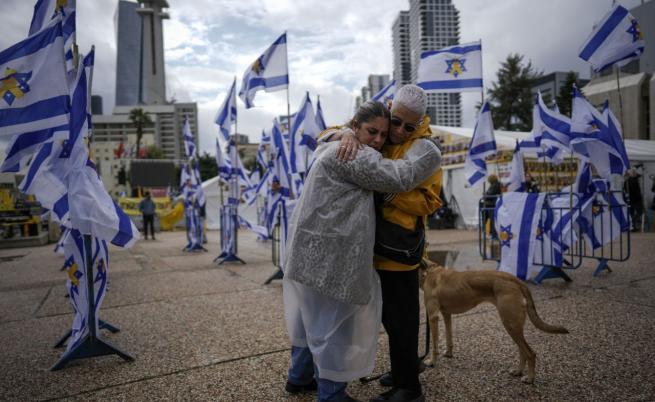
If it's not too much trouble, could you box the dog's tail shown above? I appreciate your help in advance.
[518,281,569,334]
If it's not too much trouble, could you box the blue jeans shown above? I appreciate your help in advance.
[288,346,347,402]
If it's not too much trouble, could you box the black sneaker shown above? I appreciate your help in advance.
[378,361,427,387]
[369,387,424,402]
[285,379,317,394]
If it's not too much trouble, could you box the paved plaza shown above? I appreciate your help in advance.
[0,229,653,401]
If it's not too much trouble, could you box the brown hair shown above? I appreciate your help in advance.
[348,100,390,129]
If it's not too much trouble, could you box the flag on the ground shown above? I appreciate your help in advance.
[0,17,70,169]
[371,79,396,102]
[29,0,76,71]
[494,192,546,280]
[239,33,289,108]
[578,4,645,72]
[215,78,237,142]
[63,229,109,351]
[289,92,320,174]
[182,117,196,159]
[417,41,483,93]
[464,101,496,186]
[507,141,526,192]
[315,96,327,131]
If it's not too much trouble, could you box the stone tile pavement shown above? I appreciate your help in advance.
[0,229,653,401]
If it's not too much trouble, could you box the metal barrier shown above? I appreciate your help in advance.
[478,190,631,284]
[264,222,283,284]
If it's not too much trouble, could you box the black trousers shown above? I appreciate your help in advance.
[378,268,421,392]
[143,214,155,238]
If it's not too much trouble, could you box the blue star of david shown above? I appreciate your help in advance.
[626,19,641,42]
[499,224,513,248]
[445,58,467,78]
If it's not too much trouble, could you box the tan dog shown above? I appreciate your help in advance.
[419,262,568,384]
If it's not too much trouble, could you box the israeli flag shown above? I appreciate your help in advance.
[191,160,206,207]
[289,92,321,174]
[578,4,645,72]
[315,96,327,131]
[182,117,196,159]
[570,88,626,181]
[371,79,396,102]
[271,119,294,199]
[215,78,237,142]
[215,138,231,183]
[239,33,289,108]
[587,180,629,248]
[464,102,496,186]
[19,50,93,226]
[494,192,546,280]
[0,17,70,160]
[529,92,572,164]
[237,214,268,240]
[256,129,270,170]
[507,141,526,192]
[69,160,140,248]
[29,0,76,71]
[417,41,483,93]
[63,229,109,352]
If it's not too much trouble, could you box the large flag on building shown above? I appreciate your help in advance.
[371,79,396,102]
[494,192,546,280]
[578,4,645,72]
[215,78,237,142]
[239,33,289,108]
[464,101,496,186]
[29,0,77,72]
[417,41,483,93]
[0,17,70,170]
[289,92,320,174]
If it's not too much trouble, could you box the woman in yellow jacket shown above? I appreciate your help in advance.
[335,85,442,402]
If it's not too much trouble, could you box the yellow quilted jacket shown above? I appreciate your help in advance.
[374,116,443,272]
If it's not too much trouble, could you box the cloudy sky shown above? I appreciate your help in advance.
[0,0,645,155]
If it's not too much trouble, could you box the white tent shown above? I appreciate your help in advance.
[432,125,655,229]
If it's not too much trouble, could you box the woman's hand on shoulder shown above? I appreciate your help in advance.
[336,128,364,162]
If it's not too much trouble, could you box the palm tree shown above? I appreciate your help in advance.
[128,108,153,158]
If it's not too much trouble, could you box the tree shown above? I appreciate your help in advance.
[128,108,153,159]
[197,152,217,181]
[487,54,541,131]
[144,145,164,159]
[555,71,582,117]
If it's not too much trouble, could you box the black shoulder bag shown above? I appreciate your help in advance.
[374,204,425,266]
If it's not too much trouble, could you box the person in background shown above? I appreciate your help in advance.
[525,172,540,193]
[624,168,643,232]
[484,174,501,239]
[139,192,156,240]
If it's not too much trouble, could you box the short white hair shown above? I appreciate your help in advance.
[393,84,427,116]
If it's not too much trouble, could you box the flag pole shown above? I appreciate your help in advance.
[614,68,626,138]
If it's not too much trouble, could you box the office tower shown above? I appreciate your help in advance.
[406,0,462,126]
[114,0,142,106]
[368,74,390,98]
[136,0,169,105]
[392,11,411,86]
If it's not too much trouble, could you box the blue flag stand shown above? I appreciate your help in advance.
[53,320,120,348]
[51,234,134,371]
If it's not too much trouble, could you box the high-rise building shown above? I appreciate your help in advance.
[368,74,390,98]
[403,0,462,126]
[392,11,411,86]
[114,0,142,107]
[136,0,169,105]
[532,72,589,105]
[114,0,169,106]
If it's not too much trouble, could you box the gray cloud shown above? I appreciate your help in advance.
[0,0,644,155]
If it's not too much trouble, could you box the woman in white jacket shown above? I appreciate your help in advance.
[283,101,441,402]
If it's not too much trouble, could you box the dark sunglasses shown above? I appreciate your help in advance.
[390,116,418,133]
